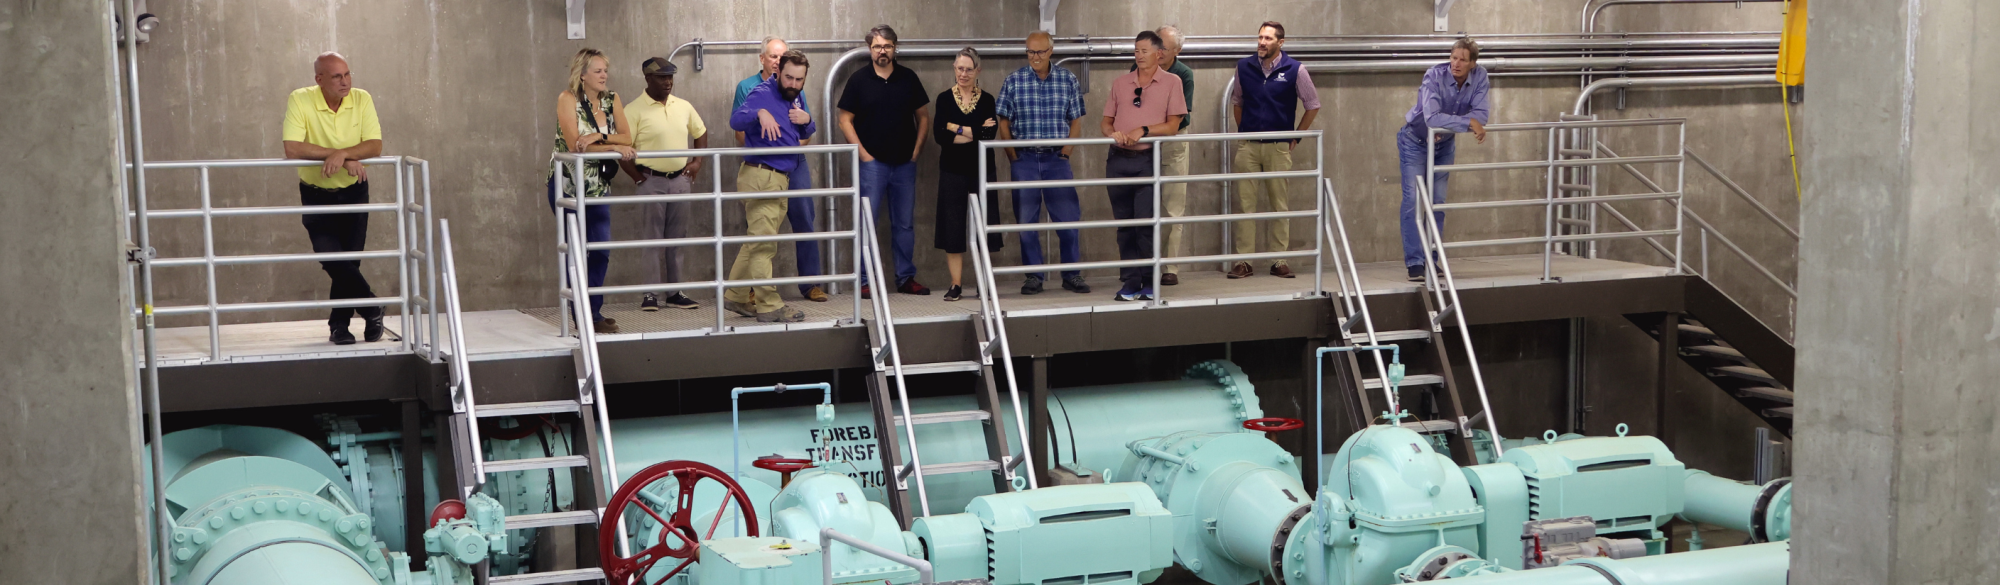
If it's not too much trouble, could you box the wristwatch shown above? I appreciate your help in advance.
[1141,126,1151,138]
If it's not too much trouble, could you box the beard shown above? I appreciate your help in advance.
[780,87,801,102]
[874,54,894,67]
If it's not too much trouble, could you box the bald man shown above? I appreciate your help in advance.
[282,52,385,346]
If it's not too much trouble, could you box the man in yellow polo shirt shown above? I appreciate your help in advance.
[282,51,385,345]
[620,57,707,311]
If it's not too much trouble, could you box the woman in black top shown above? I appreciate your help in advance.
[932,47,1004,302]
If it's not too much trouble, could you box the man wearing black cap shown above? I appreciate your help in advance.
[622,57,708,311]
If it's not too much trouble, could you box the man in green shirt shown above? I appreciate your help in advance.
[1156,25,1194,285]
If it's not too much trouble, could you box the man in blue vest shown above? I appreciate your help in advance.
[1398,37,1490,282]
[1228,21,1321,280]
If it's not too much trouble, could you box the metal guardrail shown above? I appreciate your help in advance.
[1426,118,1688,282]
[1594,143,1798,302]
[127,156,438,362]
[1319,180,1399,414]
[551,144,863,334]
[975,130,1328,306]
[821,528,934,585]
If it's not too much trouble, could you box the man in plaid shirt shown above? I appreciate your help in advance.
[996,30,1091,295]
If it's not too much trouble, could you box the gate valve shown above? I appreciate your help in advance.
[753,457,816,488]
[1243,417,1305,441]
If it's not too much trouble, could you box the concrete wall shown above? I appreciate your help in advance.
[1792,0,2000,582]
[0,0,151,582]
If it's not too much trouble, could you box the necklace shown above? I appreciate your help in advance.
[953,85,979,114]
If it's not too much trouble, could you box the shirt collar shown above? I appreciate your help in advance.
[312,86,341,114]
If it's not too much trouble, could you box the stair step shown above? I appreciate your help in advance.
[478,400,582,418]
[485,455,590,474]
[896,409,992,426]
[1763,406,1794,419]
[1677,324,1720,339]
[1352,329,1431,343]
[1734,386,1795,404]
[889,361,984,376]
[1681,345,1746,361]
[1714,365,1781,386]
[504,509,600,530]
[909,460,1002,477]
[490,567,607,584]
[1401,419,1459,434]
[1363,374,1446,389]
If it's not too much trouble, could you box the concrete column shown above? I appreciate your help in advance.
[1793,1,2000,583]
[0,0,149,583]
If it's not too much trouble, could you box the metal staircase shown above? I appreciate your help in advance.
[860,198,1038,526]
[1628,305,1796,436]
[1319,179,1505,466]
[440,218,615,583]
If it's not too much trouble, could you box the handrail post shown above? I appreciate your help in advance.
[712,153,727,333]
[395,156,411,354]
[1312,132,1325,298]
[850,149,862,324]
[199,167,221,360]
[1543,127,1557,282]
[1150,139,1163,308]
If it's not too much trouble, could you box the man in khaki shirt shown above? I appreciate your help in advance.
[621,58,707,311]
[282,52,384,345]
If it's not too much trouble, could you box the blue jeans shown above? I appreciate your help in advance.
[1397,126,1456,268]
[785,154,823,294]
[1008,150,1082,281]
[547,178,611,322]
[858,159,918,286]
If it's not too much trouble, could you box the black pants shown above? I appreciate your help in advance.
[301,181,382,328]
[1105,150,1157,290]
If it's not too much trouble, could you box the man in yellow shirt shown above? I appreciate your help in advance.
[620,58,707,311]
[282,52,385,345]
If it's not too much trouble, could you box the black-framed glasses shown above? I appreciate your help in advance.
[1132,87,1144,107]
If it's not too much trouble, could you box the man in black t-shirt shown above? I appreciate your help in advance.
[838,24,932,297]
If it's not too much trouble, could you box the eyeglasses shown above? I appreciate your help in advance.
[1132,87,1144,108]
[1026,49,1053,57]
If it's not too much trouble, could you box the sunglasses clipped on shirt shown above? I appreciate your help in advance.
[1132,86,1144,108]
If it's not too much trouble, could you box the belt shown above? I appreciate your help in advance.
[743,161,789,176]
[1019,146,1063,154]
[644,166,687,179]
[1108,146,1150,158]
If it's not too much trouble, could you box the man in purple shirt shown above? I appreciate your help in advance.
[725,50,816,322]
[1228,21,1322,281]
[1399,37,1490,281]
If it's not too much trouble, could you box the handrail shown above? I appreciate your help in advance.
[128,155,436,363]
[1595,142,1797,300]
[975,130,1328,307]
[857,198,933,516]
[1684,148,1799,241]
[1584,0,1784,34]
[1413,179,1505,452]
[1320,180,1398,415]
[968,198,1038,490]
[438,219,485,491]
[822,528,933,585]
[551,144,863,335]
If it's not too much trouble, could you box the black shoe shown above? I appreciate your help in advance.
[641,293,662,312]
[943,285,964,302]
[1021,277,1044,295]
[663,293,701,310]
[898,279,932,295]
[363,317,386,343]
[1062,275,1091,294]
[330,327,357,345]
[1408,265,1427,282]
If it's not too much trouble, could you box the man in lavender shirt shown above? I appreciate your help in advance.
[725,50,816,322]
[1399,37,1490,282]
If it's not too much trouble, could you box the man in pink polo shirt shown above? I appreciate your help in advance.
[1099,30,1187,302]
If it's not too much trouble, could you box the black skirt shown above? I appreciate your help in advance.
[934,168,1005,254]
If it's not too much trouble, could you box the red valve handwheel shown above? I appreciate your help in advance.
[429,499,467,528]
[599,460,758,585]
[751,457,815,474]
[1244,417,1305,434]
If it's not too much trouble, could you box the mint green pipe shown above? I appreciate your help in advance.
[1433,541,1790,585]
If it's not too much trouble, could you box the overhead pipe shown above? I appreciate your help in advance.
[1585,0,1785,35]
[1572,74,1776,113]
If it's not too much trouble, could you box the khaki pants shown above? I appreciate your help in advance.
[1232,141,1293,266]
[1161,141,1188,275]
[725,165,789,314]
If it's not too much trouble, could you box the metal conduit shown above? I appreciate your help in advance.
[1572,74,1776,113]
[1585,0,1785,34]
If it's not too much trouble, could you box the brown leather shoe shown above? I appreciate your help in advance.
[1227,262,1254,279]
[803,286,829,302]
[1270,264,1295,279]
[1161,273,1180,286]
[593,318,621,334]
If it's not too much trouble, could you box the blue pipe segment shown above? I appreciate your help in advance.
[731,383,835,485]
[1313,344,1408,488]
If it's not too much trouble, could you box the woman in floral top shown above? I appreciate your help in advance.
[549,48,635,334]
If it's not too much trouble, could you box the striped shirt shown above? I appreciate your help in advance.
[995,65,1086,141]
